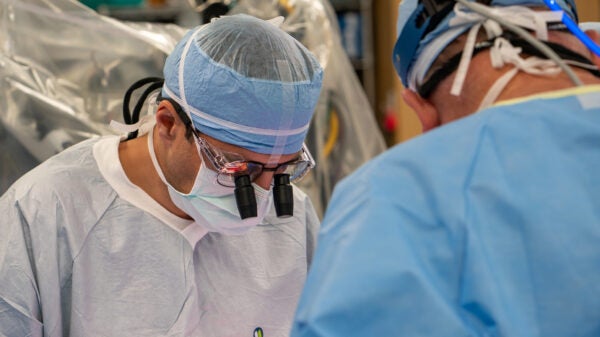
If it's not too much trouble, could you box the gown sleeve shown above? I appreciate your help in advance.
[0,188,44,336]
[291,170,471,337]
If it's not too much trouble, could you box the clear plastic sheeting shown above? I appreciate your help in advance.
[229,0,387,216]
[0,0,186,193]
[0,0,386,217]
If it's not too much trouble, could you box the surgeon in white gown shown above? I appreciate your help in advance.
[0,14,323,337]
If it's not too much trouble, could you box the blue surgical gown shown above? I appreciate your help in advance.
[291,85,600,337]
[0,135,319,337]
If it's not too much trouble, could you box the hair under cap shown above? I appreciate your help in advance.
[393,0,578,89]
[162,14,323,154]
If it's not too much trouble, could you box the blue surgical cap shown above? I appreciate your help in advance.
[393,0,578,88]
[162,14,324,155]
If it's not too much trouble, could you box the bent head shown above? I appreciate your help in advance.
[161,14,323,157]
[154,14,324,225]
[393,0,578,90]
[392,0,600,131]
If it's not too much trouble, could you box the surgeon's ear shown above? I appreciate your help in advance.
[401,89,441,133]
[584,29,600,68]
[155,101,179,141]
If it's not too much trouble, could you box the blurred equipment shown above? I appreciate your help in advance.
[79,0,144,10]
[187,0,234,22]
[0,0,186,192]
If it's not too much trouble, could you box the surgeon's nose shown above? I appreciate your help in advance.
[253,171,275,190]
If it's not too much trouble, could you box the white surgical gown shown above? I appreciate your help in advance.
[0,135,319,337]
[291,85,600,337]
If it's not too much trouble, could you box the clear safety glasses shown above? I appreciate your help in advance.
[192,130,315,188]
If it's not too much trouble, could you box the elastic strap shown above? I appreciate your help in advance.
[418,35,600,98]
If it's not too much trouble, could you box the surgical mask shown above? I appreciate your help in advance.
[147,127,273,235]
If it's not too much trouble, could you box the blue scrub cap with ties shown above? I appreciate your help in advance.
[162,14,324,155]
[393,0,578,90]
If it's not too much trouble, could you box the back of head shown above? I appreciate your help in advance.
[393,0,578,91]
[162,14,323,155]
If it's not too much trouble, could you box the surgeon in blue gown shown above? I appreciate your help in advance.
[291,0,600,336]
[0,14,323,336]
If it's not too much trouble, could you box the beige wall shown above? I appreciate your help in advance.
[383,0,600,145]
[574,0,600,22]
[374,0,421,146]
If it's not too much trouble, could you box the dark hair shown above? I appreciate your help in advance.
[158,96,195,140]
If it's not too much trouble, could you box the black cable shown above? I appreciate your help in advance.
[122,77,164,140]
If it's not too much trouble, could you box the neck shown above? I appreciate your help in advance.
[119,134,190,219]
[496,67,600,101]
[432,57,600,123]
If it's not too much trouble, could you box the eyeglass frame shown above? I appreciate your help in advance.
[191,130,315,187]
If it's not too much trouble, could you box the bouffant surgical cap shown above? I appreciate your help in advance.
[393,0,578,89]
[162,14,324,154]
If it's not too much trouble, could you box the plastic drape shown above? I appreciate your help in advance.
[0,0,386,217]
[0,0,185,192]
